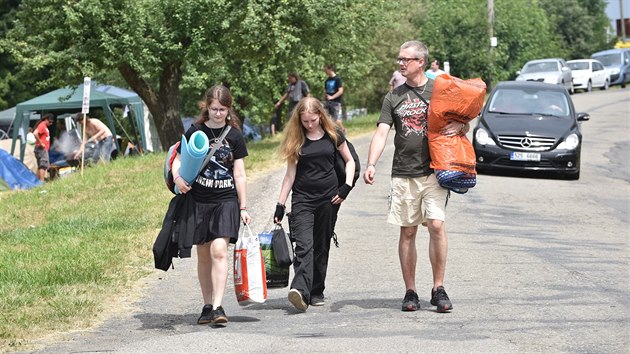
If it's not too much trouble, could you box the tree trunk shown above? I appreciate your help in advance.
[118,62,184,150]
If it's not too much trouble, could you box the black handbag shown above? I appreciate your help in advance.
[271,224,294,267]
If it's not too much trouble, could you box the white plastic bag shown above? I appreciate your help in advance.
[234,225,267,305]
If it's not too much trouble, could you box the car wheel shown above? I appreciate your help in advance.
[586,80,592,92]
[601,79,609,90]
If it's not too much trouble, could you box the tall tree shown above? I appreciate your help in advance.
[0,0,56,110]
[419,0,562,87]
[3,0,389,148]
[539,0,612,59]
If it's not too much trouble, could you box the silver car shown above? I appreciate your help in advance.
[515,58,574,94]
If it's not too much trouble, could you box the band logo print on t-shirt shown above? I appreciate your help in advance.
[195,142,235,189]
[396,93,429,138]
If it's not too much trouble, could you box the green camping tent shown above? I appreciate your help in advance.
[10,83,150,161]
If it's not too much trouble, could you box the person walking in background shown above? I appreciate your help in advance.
[389,69,406,91]
[74,114,114,163]
[425,59,445,80]
[171,85,251,325]
[274,97,355,312]
[322,64,346,132]
[363,40,467,313]
[33,113,54,181]
[270,105,281,136]
[275,72,310,122]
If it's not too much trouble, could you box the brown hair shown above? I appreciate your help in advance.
[195,85,241,130]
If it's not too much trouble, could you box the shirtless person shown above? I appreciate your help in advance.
[74,113,114,163]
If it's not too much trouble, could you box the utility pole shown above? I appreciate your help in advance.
[487,0,495,91]
[621,0,626,42]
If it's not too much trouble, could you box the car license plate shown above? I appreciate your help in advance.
[510,152,541,161]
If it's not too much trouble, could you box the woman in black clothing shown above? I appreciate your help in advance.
[172,85,251,325]
[274,97,355,312]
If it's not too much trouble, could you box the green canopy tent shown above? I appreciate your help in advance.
[10,83,152,161]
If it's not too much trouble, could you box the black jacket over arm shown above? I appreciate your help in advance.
[153,193,196,271]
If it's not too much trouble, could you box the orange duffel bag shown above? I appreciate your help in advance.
[427,74,486,175]
[428,74,486,132]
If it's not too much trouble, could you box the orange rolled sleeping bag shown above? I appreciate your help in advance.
[427,74,486,175]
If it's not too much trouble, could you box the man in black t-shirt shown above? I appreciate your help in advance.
[363,40,468,314]
[323,64,346,132]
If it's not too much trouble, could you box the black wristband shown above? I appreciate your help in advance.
[337,183,352,199]
[274,203,285,223]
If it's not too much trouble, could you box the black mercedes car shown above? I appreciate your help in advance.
[473,81,589,180]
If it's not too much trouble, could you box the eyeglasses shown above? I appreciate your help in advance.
[209,108,228,114]
[397,57,420,65]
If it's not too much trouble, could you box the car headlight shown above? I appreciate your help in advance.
[475,128,496,146]
[556,133,579,150]
[609,68,620,75]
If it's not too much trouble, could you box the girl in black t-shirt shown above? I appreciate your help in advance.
[273,97,355,312]
[172,85,251,326]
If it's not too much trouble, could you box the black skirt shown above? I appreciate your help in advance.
[194,199,240,244]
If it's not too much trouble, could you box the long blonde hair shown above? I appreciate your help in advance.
[279,97,339,164]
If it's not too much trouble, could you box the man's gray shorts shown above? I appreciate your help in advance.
[34,146,49,170]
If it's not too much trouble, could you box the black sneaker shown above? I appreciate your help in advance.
[401,289,420,311]
[430,286,453,313]
[288,288,308,312]
[197,304,213,324]
[210,305,228,324]
[310,294,325,306]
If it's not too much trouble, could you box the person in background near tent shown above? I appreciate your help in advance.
[171,84,251,326]
[364,40,467,314]
[26,127,36,146]
[74,114,114,163]
[389,69,406,91]
[274,97,355,312]
[33,113,54,181]
[425,59,445,80]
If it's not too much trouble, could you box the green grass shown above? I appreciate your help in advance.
[0,112,379,351]
[344,111,379,135]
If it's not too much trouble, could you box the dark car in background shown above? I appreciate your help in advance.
[473,81,589,180]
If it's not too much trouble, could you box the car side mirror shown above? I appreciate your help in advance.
[561,67,569,71]
[577,112,590,121]
[516,70,521,76]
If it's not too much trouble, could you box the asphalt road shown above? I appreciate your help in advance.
[29,88,629,353]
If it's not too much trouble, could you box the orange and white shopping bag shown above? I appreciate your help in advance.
[234,224,267,305]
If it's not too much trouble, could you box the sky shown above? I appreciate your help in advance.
[606,0,630,26]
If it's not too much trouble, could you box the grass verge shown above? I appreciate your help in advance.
[0,112,378,351]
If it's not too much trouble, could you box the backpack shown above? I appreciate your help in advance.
[334,139,361,187]
[163,142,181,194]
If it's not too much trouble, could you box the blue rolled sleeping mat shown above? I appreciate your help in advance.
[176,131,209,193]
